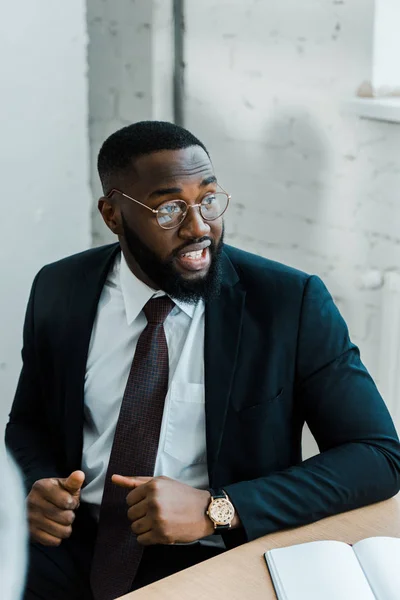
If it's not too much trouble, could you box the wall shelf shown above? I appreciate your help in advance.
[345,97,400,124]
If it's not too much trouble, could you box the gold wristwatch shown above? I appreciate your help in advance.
[206,489,235,531]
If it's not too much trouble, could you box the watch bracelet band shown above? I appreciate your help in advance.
[208,488,227,500]
[208,488,231,531]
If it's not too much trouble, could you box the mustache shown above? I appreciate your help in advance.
[171,237,214,258]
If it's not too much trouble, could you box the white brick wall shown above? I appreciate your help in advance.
[0,1,91,430]
[184,0,400,386]
[87,0,174,245]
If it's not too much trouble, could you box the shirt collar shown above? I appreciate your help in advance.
[119,252,198,324]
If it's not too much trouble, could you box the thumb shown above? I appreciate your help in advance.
[59,470,85,495]
[112,474,153,489]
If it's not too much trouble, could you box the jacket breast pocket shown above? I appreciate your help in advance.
[163,382,207,465]
[235,388,285,422]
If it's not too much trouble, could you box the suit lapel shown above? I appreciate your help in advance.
[64,243,121,468]
[204,251,246,483]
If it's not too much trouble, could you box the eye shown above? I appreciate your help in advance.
[159,202,182,216]
[202,194,217,206]
[157,201,186,227]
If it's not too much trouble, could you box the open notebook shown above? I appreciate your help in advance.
[264,537,400,600]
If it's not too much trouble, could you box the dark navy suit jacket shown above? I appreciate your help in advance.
[6,243,400,548]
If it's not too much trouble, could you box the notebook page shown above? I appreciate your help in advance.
[353,537,400,600]
[265,540,376,600]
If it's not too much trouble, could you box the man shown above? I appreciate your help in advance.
[6,121,400,600]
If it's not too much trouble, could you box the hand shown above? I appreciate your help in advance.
[27,470,85,546]
[112,475,214,546]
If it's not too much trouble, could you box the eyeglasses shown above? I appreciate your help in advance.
[106,186,231,230]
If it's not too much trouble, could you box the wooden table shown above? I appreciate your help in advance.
[119,494,400,599]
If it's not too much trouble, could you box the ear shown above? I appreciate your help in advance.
[98,197,124,235]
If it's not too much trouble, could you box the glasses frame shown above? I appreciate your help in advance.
[105,185,231,230]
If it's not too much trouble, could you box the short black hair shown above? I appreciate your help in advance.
[97,120,209,192]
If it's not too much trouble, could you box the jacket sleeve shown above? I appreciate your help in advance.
[5,270,62,493]
[225,275,400,541]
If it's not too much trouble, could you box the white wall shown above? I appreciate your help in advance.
[0,1,91,430]
[87,0,174,245]
[184,0,400,386]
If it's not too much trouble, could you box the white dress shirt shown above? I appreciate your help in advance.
[81,253,216,542]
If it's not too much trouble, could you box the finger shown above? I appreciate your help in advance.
[130,516,152,537]
[31,516,73,540]
[59,470,85,495]
[31,529,63,547]
[47,509,75,527]
[126,484,149,507]
[127,499,147,522]
[112,475,153,489]
[136,531,156,546]
[111,475,137,489]
[33,481,79,511]
[28,496,75,526]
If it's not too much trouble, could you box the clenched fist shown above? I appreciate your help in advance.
[27,470,85,547]
[112,475,215,545]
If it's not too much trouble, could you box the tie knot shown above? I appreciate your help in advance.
[143,296,175,324]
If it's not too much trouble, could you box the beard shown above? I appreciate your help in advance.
[121,214,224,303]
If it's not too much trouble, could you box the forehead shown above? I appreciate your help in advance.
[125,146,214,194]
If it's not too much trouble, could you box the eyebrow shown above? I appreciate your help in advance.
[148,175,217,199]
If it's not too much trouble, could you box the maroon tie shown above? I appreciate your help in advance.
[90,296,175,600]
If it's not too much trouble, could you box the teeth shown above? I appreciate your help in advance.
[182,250,203,259]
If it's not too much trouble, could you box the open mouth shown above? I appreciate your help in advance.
[175,243,211,272]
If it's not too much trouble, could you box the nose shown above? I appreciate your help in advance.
[178,205,211,239]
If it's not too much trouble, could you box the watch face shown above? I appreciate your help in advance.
[209,498,235,525]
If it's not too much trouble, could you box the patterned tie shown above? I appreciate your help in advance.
[90,296,175,600]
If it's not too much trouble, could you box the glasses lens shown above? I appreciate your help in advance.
[200,193,229,221]
[157,200,186,229]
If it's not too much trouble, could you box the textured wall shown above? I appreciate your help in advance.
[87,0,174,245]
[0,1,91,430]
[184,0,400,387]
